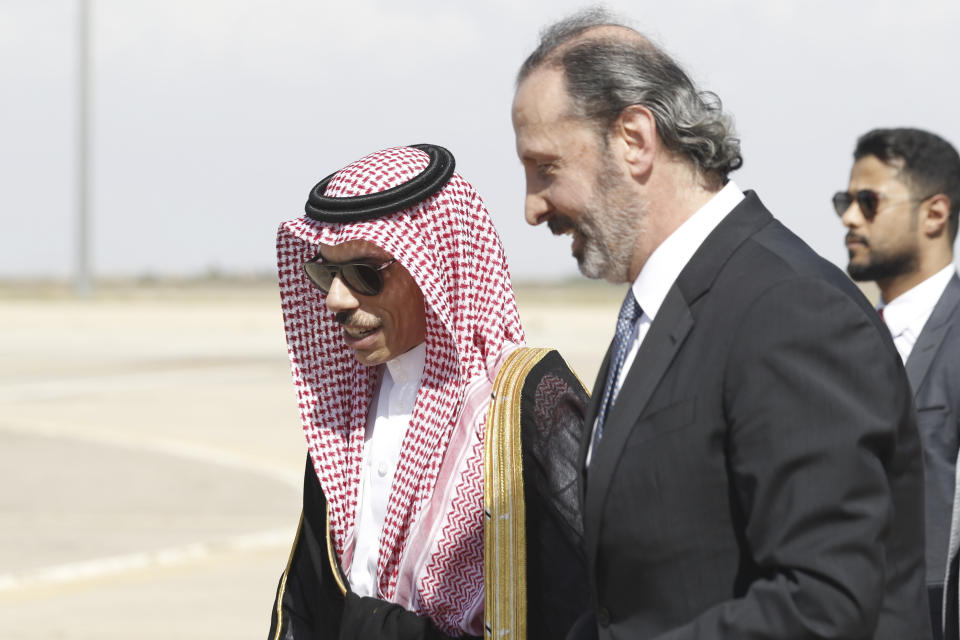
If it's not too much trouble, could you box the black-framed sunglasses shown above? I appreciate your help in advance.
[832,189,932,220]
[302,254,398,296]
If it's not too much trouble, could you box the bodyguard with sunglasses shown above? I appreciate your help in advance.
[836,128,960,639]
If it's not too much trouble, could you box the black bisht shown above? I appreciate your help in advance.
[268,348,590,639]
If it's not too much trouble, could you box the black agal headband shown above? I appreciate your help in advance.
[304,144,456,223]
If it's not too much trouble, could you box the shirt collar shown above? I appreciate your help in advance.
[631,181,744,319]
[878,264,956,338]
[385,341,426,386]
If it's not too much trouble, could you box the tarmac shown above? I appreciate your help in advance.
[0,280,619,639]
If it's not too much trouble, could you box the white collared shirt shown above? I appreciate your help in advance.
[348,342,426,597]
[878,264,957,363]
[588,182,744,463]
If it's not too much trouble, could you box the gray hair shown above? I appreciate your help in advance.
[518,8,743,187]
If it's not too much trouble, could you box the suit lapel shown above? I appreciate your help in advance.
[905,273,960,393]
[581,191,773,560]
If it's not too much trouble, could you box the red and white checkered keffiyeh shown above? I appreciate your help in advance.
[276,146,524,635]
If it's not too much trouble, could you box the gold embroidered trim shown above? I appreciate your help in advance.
[326,504,348,595]
[273,512,304,640]
[483,347,552,640]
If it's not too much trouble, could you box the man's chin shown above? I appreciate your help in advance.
[576,248,631,283]
[577,260,630,284]
[350,347,388,366]
[846,260,867,281]
[847,261,894,283]
[575,253,601,280]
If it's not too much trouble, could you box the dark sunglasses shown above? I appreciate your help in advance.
[832,189,932,220]
[303,254,397,296]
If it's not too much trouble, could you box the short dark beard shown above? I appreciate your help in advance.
[847,250,918,282]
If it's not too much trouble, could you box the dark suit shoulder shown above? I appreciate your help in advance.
[744,219,870,306]
[694,230,888,362]
[680,192,873,320]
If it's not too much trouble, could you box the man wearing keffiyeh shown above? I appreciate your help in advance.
[268,144,589,639]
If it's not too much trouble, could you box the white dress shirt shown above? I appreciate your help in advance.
[878,264,957,363]
[588,182,744,463]
[348,342,426,597]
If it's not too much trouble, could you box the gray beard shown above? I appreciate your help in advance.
[576,162,645,284]
[577,217,632,282]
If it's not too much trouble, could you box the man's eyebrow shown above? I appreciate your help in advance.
[518,146,557,163]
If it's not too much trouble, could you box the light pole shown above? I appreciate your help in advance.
[74,0,92,296]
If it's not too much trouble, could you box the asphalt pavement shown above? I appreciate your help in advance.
[0,282,616,639]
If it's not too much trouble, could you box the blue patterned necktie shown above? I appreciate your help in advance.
[593,289,642,446]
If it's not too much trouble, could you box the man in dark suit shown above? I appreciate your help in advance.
[511,9,931,639]
[834,128,960,639]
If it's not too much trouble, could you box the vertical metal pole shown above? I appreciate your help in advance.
[75,0,91,296]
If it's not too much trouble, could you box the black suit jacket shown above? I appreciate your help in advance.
[907,274,960,589]
[580,192,930,639]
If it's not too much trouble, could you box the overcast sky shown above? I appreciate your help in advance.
[2,0,959,282]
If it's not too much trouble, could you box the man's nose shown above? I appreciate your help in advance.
[324,276,359,313]
[840,202,864,228]
[525,191,552,226]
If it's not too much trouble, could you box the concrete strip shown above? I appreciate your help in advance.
[0,529,292,594]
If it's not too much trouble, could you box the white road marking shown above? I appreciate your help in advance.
[0,418,302,490]
[0,529,292,592]
[0,364,303,595]
[0,361,282,403]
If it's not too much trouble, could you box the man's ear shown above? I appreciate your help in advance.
[612,105,658,180]
[922,193,951,239]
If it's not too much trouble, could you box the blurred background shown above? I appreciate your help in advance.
[1,0,958,637]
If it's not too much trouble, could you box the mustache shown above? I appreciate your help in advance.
[334,311,379,330]
[547,214,577,236]
[845,232,869,246]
